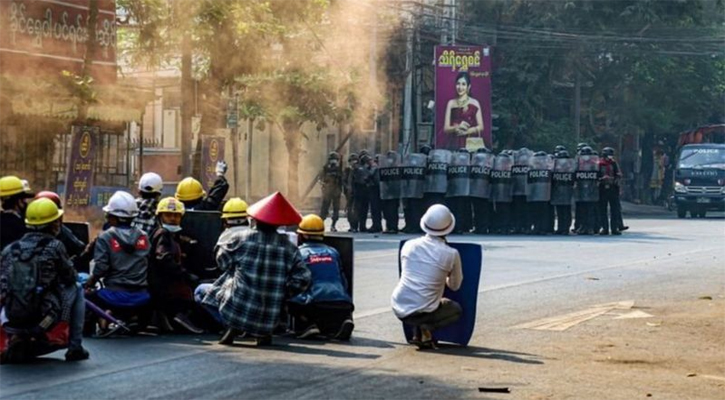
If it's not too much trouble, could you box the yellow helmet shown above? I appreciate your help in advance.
[156,197,185,215]
[222,197,248,219]
[297,214,325,236]
[0,176,27,198]
[175,178,205,202]
[25,198,64,226]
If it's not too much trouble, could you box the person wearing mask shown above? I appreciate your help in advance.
[175,161,229,211]
[287,214,354,340]
[132,172,164,235]
[391,204,463,349]
[319,152,343,232]
[0,176,35,251]
[599,147,624,235]
[148,197,203,334]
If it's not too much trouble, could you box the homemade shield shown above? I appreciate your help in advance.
[180,211,224,279]
[64,222,90,246]
[321,235,354,298]
[398,240,483,346]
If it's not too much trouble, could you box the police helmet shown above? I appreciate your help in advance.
[556,150,571,159]
[534,151,548,157]
[577,142,588,150]
[580,146,593,155]
[602,147,615,157]
[328,151,341,160]
[419,144,432,155]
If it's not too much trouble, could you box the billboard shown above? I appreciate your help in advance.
[64,125,99,209]
[0,0,117,83]
[434,46,492,151]
[201,136,226,191]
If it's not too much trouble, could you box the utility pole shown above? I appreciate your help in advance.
[575,70,581,142]
[402,12,414,154]
[181,32,193,177]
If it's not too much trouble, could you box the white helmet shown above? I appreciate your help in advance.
[138,172,163,194]
[420,204,456,236]
[103,191,139,218]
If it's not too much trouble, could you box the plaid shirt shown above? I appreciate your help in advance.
[202,228,310,335]
[0,232,77,322]
[132,197,159,236]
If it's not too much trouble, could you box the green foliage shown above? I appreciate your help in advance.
[460,0,725,149]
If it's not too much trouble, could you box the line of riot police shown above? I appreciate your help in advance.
[320,143,626,236]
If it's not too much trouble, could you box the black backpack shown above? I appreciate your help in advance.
[4,238,52,328]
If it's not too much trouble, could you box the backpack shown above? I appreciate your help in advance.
[4,237,52,328]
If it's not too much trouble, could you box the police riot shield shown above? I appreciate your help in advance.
[378,153,401,200]
[446,152,471,197]
[574,155,600,202]
[469,152,494,199]
[491,154,513,203]
[180,211,224,279]
[399,240,482,346]
[400,153,426,199]
[322,235,354,298]
[424,149,451,194]
[550,158,576,206]
[526,154,553,202]
[512,149,533,196]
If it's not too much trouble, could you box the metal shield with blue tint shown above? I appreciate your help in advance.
[398,240,483,346]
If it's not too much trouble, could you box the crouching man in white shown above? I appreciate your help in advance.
[391,204,463,349]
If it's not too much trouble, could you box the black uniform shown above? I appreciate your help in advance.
[343,158,358,232]
[352,159,372,232]
[319,161,343,229]
[598,155,623,234]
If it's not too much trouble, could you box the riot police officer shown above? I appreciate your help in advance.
[353,154,373,232]
[378,151,402,234]
[598,147,623,235]
[343,153,359,232]
[368,155,383,233]
[319,152,344,232]
[512,148,533,234]
[574,146,600,235]
[446,149,472,234]
[470,148,494,234]
[527,151,553,235]
[491,151,514,234]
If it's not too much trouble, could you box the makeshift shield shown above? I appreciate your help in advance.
[322,235,354,298]
[64,222,90,245]
[180,211,224,279]
[398,240,483,346]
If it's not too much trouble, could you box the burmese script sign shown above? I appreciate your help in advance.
[201,136,226,192]
[0,0,117,83]
[64,125,99,209]
[434,45,492,150]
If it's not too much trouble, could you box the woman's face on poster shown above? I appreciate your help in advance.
[456,76,470,97]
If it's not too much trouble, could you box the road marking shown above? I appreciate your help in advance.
[512,300,634,331]
[354,246,721,320]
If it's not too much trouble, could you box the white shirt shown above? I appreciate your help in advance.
[391,235,463,319]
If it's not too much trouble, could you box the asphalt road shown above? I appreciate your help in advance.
[1,214,723,399]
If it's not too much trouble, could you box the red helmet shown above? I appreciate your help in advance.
[35,191,63,209]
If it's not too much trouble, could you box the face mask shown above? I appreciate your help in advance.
[163,224,182,233]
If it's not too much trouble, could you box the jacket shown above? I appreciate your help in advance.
[0,210,26,252]
[148,228,193,301]
[0,232,77,324]
[132,197,160,235]
[186,176,230,211]
[92,225,150,291]
[289,241,352,305]
[202,228,310,335]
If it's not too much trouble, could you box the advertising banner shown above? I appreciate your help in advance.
[434,45,492,151]
[201,136,225,191]
[64,126,98,209]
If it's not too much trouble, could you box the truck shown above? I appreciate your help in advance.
[673,143,725,218]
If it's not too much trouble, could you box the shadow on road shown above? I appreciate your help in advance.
[228,340,381,360]
[432,344,544,365]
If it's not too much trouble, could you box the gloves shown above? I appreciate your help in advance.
[216,160,228,177]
